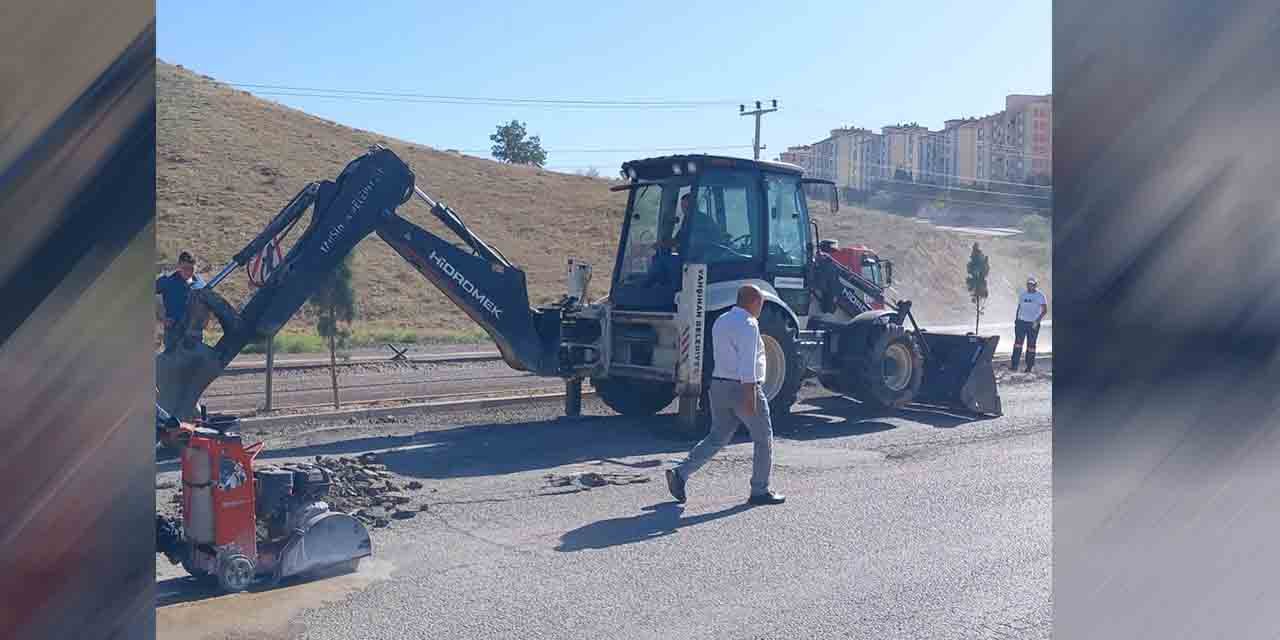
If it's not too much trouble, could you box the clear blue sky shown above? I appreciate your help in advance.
[157,0,1049,175]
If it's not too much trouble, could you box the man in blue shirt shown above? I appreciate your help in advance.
[155,251,196,352]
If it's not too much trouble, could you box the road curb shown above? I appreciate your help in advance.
[241,388,597,429]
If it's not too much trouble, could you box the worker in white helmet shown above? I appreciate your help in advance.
[1011,276,1047,372]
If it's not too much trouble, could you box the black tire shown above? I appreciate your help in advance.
[757,305,805,418]
[687,305,804,437]
[594,376,675,417]
[856,324,924,409]
[216,553,256,593]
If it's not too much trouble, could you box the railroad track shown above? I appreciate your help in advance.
[202,370,534,400]
[222,350,503,375]
[241,382,595,417]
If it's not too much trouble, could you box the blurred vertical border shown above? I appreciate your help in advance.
[1055,0,1280,637]
[0,2,156,639]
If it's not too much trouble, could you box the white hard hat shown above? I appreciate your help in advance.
[1027,276,1038,285]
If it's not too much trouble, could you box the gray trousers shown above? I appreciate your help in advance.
[676,379,773,495]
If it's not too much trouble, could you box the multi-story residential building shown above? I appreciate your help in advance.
[881,123,930,182]
[809,134,839,184]
[1005,94,1052,183]
[943,117,978,186]
[788,92,1051,194]
[778,145,813,173]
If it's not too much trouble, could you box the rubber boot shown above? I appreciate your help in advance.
[1025,349,1036,373]
[1010,345,1023,371]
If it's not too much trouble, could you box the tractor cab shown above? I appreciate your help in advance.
[609,155,822,313]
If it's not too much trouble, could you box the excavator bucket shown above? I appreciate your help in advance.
[912,332,1002,416]
[277,511,372,581]
[156,342,226,420]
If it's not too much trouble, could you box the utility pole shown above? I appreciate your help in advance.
[740,99,778,160]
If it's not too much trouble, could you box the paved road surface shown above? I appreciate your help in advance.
[157,373,1051,639]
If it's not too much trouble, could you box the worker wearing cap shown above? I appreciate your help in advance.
[1011,276,1048,372]
[156,251,196,352]
[666,284,785,506]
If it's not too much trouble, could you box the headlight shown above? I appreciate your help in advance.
[672,163,682,175]
[687,161,697,174]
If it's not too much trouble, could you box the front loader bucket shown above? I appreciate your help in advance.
[277,511,372,580]
[913,332,1002,416]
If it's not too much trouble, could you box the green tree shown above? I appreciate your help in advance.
[307,255,357,408]
[490,120,548,166]
[966,242,990,334]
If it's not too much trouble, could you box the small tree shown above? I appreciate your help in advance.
[307,255,357,409]
[490,120,548,166]
[966,242,990,333]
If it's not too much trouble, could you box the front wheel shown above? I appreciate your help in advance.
[855,324,924,409]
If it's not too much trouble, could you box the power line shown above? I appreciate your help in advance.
[228,82,742,107]
[453,144,754,154]
[871,176,1052,200]
[248,91,720,111]
[839,159,1054,192]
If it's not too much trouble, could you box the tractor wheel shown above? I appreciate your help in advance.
[681,306,803,439]
[856,324,924,410]
[758,305,805,419]
[594,377,676,417]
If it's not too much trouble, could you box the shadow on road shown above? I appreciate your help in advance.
[555,502,753,552]
[156,564,357,608]
[156,391,996,478]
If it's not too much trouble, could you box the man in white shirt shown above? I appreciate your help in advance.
[1011,276,1048,372]
[666,285,786,506]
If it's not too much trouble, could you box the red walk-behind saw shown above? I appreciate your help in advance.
[155,402,371,592]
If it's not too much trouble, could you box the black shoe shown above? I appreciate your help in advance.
[1025,366,1034,373]
[665,468,687,503]
[747,491,786,506]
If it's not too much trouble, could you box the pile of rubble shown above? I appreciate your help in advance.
[157,453,430,530]
[313,453,428,528]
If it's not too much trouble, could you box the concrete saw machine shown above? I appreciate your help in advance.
[155,403,371,592]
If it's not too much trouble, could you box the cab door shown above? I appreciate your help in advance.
[762,172,811,313]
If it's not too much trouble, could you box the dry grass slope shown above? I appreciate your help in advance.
[157,60,1049,340]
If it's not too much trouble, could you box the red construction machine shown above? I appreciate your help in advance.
[155,403,371,593]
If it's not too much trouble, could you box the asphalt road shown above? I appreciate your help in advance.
[156,371,1051,640]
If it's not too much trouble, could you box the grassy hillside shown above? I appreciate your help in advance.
[157,60,1049,343]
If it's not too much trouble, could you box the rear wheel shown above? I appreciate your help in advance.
[856,324,924,409]
[686,305,804,438]
[594,377,676,417]
[758,306,805,417]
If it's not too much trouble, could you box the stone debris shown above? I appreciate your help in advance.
[544,468,651,491]
[313,454,426,529]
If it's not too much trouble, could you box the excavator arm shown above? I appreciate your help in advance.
[157,146,560,419]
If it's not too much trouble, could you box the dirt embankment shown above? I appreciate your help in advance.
[158,60,1049,337]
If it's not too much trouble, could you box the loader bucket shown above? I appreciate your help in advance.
[277,511,372,581]
[912,332,1002,415]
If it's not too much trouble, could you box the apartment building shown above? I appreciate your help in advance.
[778,145,813,173]
[787,92,1052,194]
[1006,94,1053,183]
[881,123,930,182]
